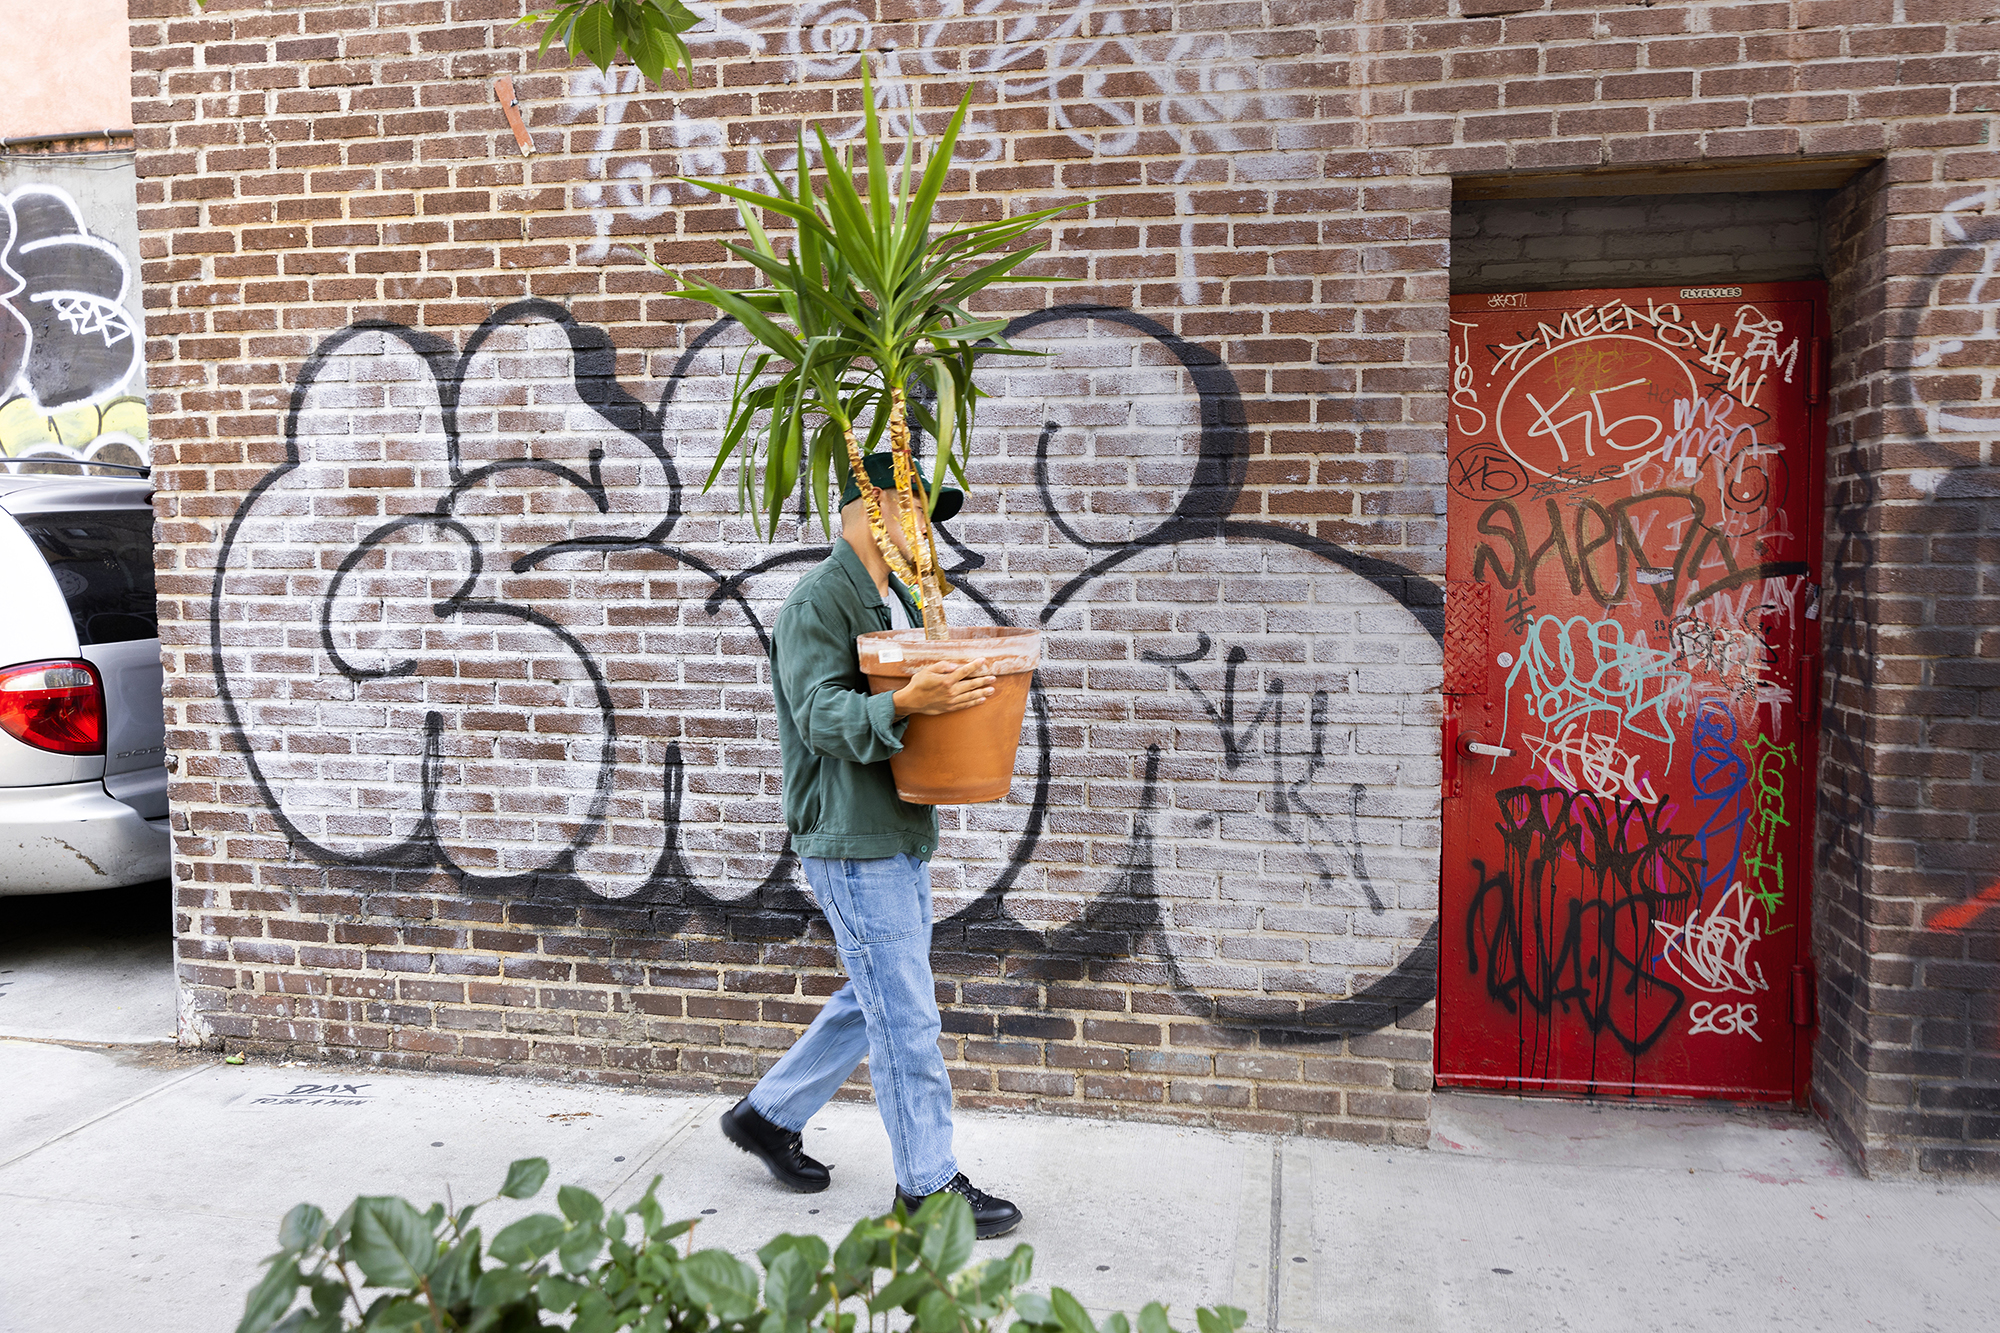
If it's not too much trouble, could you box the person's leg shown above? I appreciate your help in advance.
[747,979,869,1130]
[724,858,873,1192]
[813,852,957,1196]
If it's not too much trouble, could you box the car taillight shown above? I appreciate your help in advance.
[0,660,105,755]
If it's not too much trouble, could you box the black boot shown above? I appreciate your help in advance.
[894,1173,1022,1239]
[721,1098,831,1193]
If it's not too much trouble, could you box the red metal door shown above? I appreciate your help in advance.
[1437,283,1825,1102]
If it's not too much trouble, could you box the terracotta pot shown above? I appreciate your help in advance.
[856,626,1041,805]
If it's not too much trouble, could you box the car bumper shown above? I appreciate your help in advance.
[0,781,171,894]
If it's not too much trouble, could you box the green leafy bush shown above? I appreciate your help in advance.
[238,1157,1248,1333]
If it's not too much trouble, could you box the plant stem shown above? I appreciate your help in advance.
[336,1260,365,1324]
[416,1275,453,1333]
[887,386,951,640]
[839,418,921,595]
[885,387,926,574]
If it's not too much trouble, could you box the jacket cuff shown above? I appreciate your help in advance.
[868,687,908,751]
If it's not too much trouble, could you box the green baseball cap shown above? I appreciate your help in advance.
[839,453,963,522]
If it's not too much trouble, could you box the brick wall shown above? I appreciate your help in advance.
[1817,158,2000,1177]
[1451,189,1828,292]
[134,0,2000,1169]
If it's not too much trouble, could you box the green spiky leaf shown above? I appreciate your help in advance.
[665,57,1088,581]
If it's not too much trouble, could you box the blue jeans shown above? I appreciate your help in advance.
[747,853,958,1196]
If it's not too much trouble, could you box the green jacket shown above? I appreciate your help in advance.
[770,539,937,861]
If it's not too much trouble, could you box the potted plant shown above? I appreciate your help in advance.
[664,68,1079,805]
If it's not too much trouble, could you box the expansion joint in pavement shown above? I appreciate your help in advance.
[0,1045,212,1171]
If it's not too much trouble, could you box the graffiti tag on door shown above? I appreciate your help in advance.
[1439,283,1824,1101]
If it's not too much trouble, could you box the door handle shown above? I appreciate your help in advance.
[1459,737,1514,759]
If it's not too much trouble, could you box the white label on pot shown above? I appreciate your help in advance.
[876,643,904,663]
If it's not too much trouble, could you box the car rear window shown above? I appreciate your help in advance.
[17,510,158,645]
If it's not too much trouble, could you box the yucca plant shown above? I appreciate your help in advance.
[664,67,1080,640]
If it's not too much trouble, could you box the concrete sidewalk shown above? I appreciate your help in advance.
[2,1036,1997,1333]
[3,897,1997,1332]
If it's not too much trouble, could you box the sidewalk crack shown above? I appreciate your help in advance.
[1266,1142,1282,1333]
[0,1059,212,1173]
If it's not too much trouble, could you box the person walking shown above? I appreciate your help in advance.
[719,453,1024,1239]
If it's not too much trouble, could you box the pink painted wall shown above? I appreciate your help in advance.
[0,0,133,140]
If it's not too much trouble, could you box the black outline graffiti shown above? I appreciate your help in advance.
[1466,786,1701,1066]
[214,301,1446,1042]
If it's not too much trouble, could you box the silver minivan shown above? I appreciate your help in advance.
[0,473,169,893]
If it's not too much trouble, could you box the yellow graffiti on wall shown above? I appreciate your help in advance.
[0,392,149,472]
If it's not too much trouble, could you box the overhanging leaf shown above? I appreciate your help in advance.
[470,1266,535,1309]
[681,1249,761,1321]
[268,1309,343,1333]
[870,1268,931,1312]
[1051,1288,1100,1333]
[519,0,696,87]
[557,1184,604,1226]
[762,1247,816,1318]
[1013,1292,1055,1323]
[499,1157,550,1200]
[355,1295,429,1332]
[488,1212,567,1264]
[537,1273,590,1312]
[236,1259,302,1333]
[276,1203,326,1254]
[558,1222,605,1275]
[914,1192,975,1277]
[347,1198,436,1290]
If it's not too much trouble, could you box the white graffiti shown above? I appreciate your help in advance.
[1731,305,1800,383]
[1915,187,2000,434]
[1450,318,1487,437]
[39,292,131,344]
[1668,612,1771,685]
[1656,881,1770,997]
[554,1,1302,299]
[1487,299,1794,419]
[1687,1000,1761,1041]
[1524,721,1658,804]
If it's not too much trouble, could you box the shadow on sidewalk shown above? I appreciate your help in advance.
[0,877,174,1044]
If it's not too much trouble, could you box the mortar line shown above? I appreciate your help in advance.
[1266,1141,1283,1333]
[0,1058,212,1172]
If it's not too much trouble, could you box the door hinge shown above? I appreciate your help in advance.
[1807,337,1823,404]
[1791,964,1817,1027]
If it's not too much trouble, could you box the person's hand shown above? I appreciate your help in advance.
[891,658,997,717]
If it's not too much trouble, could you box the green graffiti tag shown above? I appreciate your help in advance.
[1741,734,1796,924]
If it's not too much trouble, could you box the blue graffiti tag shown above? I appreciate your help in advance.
[1688,700,1750,910]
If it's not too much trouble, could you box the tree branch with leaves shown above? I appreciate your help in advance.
[519,0,699,86]
[191,1,698,87]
